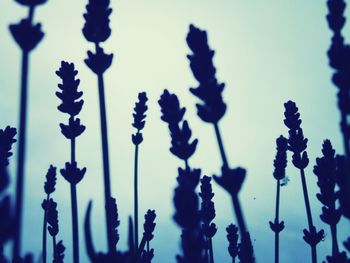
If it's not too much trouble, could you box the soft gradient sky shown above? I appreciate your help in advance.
[1,0,349,262]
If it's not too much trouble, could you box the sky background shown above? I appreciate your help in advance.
[0,0,350,262]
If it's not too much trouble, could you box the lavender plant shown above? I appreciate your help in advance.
[82,0,115,253]
[41,165,57,263]
[186,24,253,261]
[132,92,149,249]
[226,224,239,263]
[314,140,349,262]
[269,135,288,263]
[0,126,17,262]
[199,176,217,263]
[283,101,324,263]
[56,61,86,263]
[9,0,46,257]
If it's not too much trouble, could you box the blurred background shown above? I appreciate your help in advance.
[0,0,349,262]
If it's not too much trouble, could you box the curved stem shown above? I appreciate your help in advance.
[300,168,317,263]
[213,123,228,170]
[95,43,113,253]
[13,50,29,259]
[134,144,139,249]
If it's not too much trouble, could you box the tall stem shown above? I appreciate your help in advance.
[42,194,49,263]
[70,137,79,263]
[95,43,113,253]
[134,144,139,248]
[213,123,248,239]
[341,113,350,160]
[274,181,281,263]
[209,238,214,263]
[300,169,317,263]
[330,224,339,257]
[213,123,228,170]
[13,50,29,259]
[53,235,57,260]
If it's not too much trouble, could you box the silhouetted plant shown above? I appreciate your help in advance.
[41,165,57,263]
[56,61,86,263]
[226,224,239,263]
[137,210,156,260]
[269,135,288,263]
[0,126,17,262]
[82,0,115,253]
[174,167,205,262]
[199,176,217,263]
[186,24,253,260]
[158,89,198,168]
[9,0,46,257]
[283,101,324,263]
[53,240,66,263]
[132,92,148,249]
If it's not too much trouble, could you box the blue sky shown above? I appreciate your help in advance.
[1,0,349,262]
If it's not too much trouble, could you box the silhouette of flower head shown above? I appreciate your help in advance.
[273,135,288,181]
[141,249,154,263]
[132,92,148,145]
[314,140,341,225]
[60,116,86,139]
[158,89,198,161]
[213,166,246,195]
[15,0,47,6]
[60,161,86,185]
[0,126,17,191]
[9,19,44,52]
[283,101,309,169]
[53,240,65,263]
[269,219,285,233]
[238,232,255,263]
[47,198,59,237]
[186,24,226,123]
[199,176,217,238]
[226,224,239,261]
[44,165,56,195]
[0,196,14,245]
[85,46,113,75]
[106,197,120,248]
[176,229,205,263]
[56,61,84,116]
[83,0,112,43]
[302,226,324,246]
[173,167,201,229]
[143,209,156,242]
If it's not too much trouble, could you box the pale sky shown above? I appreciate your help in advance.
[0,0,349,262]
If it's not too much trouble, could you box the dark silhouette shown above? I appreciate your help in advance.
[41,165,57,263]
[199,176,217,263]
[132,92,149,249]
[283,101,324,263]
[269,136,288,263]
[56,61,86,263]
[0,126,17,262]
[82,0,115,254]
[186,25,253,261]
[226,224,239,262]
[9,0,46,258]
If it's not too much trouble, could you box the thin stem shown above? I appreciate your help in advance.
[213,123,228,170]
[42,194,49,263]
[95,43,113,253]
[70,137,79,263]
[231,195,248,240]
[13,50,29,259]
[53,235,57,260]
[209,237,214,263]
[299,168,317,263]
[330,224,339,257]
[134,144,139,249]
[274,181,281,263]
[71,183,79,263]
[341,113,350,160]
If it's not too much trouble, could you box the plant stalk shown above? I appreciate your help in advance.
[209,237,214,263]
[274,180,281,263]
[42,194,49,263]
[134,144,139,249]
[299,169,317,263]
[95,43,113,253]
